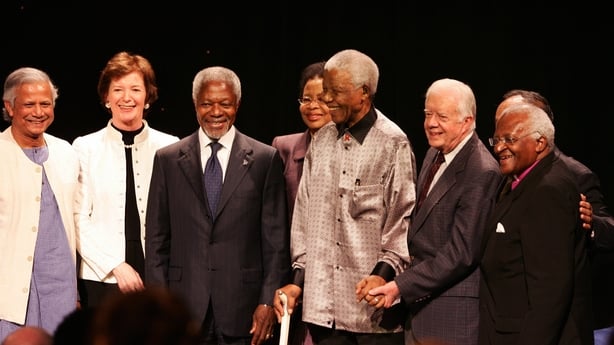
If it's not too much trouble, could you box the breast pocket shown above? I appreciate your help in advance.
[349,184,384,222]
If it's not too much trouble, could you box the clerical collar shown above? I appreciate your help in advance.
[336,107,377,145]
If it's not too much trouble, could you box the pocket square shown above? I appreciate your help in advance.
[496,222,506,233]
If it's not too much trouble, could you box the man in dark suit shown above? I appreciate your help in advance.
[368,78,502,345]
[145,66,290,345]
[479,103,593,345]
[496,90,614,345]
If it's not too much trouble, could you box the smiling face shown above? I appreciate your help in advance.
[321,68,368,127]
[194,80,238,140]
[492,112,544,176]
[4,81,55,147]
[107,71,147,131]
[299,76,331,133]
[423,88,473,154]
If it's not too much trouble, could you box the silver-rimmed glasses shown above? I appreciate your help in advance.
[488,131,541,147]
[297,97,325,105]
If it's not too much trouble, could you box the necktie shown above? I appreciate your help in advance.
[416,151,444,211]
[204,141,223,217]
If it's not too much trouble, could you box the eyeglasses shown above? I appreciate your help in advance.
[488,131,541,147]
[298,97,325,105]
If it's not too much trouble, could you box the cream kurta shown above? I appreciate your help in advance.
[0,128,79,325]
[291,109,416,333]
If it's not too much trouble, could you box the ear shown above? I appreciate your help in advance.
[360,86,370,104]
[3,100,13,116]
[535,136,548,153]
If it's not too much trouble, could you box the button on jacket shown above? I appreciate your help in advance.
[0,129,79,325]
[73,120,178,283]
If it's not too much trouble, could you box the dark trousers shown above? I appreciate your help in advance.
[78,278,120,308]
[307,323,403,345]
[199,304,278,345]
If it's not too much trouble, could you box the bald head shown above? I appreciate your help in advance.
[495,89,554,123]
[2,327,52,345]
[495,95,524,123]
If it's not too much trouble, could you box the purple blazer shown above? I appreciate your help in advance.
[272,130,310,218]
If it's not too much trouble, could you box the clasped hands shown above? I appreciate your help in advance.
[273,275,400,324]
[356,275,400,309]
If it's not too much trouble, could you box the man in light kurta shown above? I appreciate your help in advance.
[0,67,79,343]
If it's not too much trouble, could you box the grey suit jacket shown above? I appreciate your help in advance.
[145,128,290,337]
[396,132,502,345]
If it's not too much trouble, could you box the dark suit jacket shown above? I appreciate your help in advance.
[479,151,593,345]
[555,147,614,329]
[271,130,310,218]
[145,128,290,337]
[396,132,502,345]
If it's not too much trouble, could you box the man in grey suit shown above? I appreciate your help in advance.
[145,66,290,345]
[368,78,503,345]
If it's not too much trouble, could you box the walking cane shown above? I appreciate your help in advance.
[278,291,291,345]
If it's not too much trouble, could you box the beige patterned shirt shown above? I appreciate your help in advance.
[291,108,416,333]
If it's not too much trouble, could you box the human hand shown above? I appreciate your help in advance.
[250,304,276,345]
[112,262,144,292]
[355,275,386,306]
[579,193,593,232]
[272,284,302,322]
[367,281,401,309]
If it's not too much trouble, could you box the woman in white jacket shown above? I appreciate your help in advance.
[73,51,178,307]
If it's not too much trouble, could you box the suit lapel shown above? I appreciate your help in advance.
[291,130,309,163]
[411,134,477,233]
[216,131,253,216]
[416,149,436,195]
[480,178,514,253]
[480,151,556,252]
[178,132,206,206]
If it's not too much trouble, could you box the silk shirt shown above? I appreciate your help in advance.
[291,108,416,333]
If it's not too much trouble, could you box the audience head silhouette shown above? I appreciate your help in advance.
[1,326,52,345]
[90,288,200,345]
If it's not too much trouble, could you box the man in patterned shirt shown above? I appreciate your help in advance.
[274,49,417,345]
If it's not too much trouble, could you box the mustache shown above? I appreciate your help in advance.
[24,114,50,121]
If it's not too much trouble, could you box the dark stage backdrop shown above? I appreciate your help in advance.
[2,0,613,209]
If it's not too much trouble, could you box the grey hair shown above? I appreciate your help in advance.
[192,66,241,104]
[2,67,59,123]
[500,103,555,145]
[425,78,477,130]
[324,49,379,97]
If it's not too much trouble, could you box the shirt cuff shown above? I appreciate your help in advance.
[370,262,396,282]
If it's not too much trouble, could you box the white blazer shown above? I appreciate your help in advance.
[72,120,178,283]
